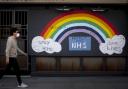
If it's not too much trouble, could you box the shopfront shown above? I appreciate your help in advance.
[0,3,128,76]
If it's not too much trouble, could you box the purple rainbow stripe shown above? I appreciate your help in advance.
[58,29,102,44]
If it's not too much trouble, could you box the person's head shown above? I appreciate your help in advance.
[10,27,20,38]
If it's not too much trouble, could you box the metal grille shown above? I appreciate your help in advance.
[15,11,27,39]
[0,10,28,55]
[0,11,12,39]
[0,10,27,39]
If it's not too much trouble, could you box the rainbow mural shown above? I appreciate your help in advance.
[41,10,118,43]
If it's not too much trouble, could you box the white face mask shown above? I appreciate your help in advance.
[16,33,20,37]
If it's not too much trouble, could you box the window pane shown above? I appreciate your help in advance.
[83,57,103,71]
[36,57,56,71]
[106,57,125,71]
[60,57,80,71]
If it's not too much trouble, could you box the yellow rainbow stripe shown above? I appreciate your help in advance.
[43,13,116,39]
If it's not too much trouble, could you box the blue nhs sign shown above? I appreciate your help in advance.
[69,36,91,51]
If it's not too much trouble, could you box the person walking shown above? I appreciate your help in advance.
[0,27,28,88]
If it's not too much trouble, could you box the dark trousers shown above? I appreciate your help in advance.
[0,57,22,85]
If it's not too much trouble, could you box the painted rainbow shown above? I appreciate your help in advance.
[41,10,117,43]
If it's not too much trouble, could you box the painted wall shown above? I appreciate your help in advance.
[0,4,127,75]
[28,6,128,57]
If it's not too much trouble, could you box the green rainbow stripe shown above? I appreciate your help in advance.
[41,10,118,43]
[51,20,109,38]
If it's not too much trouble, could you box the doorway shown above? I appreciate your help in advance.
[0,10,29,75]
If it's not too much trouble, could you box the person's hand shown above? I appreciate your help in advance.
[6,58,9,64]
[24,53,27,56]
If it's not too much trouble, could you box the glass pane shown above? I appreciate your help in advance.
[36,57,56,71]
[106,57,125,71]
[17,56,28,70]
[83,57,103,71]
[0,56,6,70]
[60,57,80,71]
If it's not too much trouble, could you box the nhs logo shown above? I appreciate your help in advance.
[69,36,91,51]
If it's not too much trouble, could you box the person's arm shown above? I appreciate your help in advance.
[5,38,11,64]
[17,46,27,56]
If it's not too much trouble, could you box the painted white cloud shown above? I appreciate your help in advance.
[99,35,125,55]
[31,36,62,54]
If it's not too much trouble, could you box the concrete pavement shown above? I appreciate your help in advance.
[0,76,128,89]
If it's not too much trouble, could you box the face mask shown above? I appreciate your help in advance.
[16,33,20,37]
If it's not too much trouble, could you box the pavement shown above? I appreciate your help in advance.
[0,76,128,89]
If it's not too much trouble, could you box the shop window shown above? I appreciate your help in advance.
[83,57,103,71]
[60,57,80,71]
[106,57,125,71]
[0,56,6,70]
[36,57,56,71]
[17,56,28,70]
